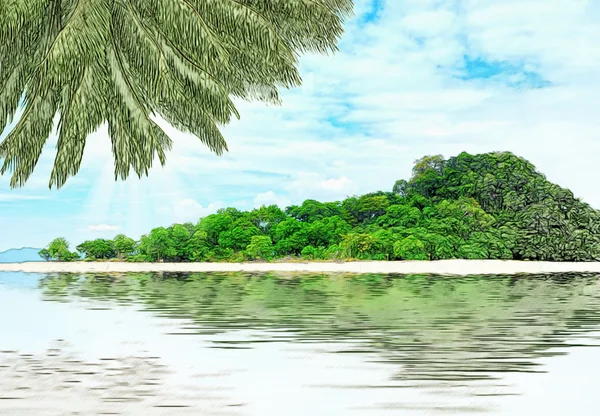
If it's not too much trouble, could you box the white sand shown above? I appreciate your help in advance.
[1,259,600,275]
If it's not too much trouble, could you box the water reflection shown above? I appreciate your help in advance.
[38,273,600,386]
[1,271,599,415]
[0,340,201,415]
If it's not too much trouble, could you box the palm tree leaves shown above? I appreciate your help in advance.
[246,0,354,53]
[0,90,60,188]
[0,0,353,188]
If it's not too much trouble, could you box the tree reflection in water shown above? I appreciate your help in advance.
[39,272,600,389]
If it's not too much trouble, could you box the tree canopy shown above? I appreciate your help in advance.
[40,151,600,263]
[0,0,353,188]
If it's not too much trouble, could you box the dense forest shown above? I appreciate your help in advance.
[39,151,600,263]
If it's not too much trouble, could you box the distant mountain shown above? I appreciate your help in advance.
[0,247,44,263]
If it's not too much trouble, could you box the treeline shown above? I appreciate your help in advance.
[39,151,600,263]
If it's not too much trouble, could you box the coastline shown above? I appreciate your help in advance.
[1,259,600,275]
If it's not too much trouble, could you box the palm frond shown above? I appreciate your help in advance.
[0,0,354,188]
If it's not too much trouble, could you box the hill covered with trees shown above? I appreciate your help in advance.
[39,152,600,263]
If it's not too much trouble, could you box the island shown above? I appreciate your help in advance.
[2,151,599,275]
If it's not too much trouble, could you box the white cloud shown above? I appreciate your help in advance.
[172,199,223,224]
[253,191,291,209]
[286,172,358,202]
[321,176,354,192]
[86,224,121,232]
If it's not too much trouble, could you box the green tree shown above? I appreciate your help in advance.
[218,219,260,251]
[139,227,176,261]
[186,230,211,262]
[0,1,353,189]
[198,213,234,246]
[301,245,327,260]
[378,204,421,228]
[412,155,446,176]
[273,218,310,256]
[76,239,116,259]
[393,236,429,260]
[245,235,274,260]
[357,195,389,222]
[169,224,192,260]
[307,216,351,247]
[340,233,378,259]
[286,200,343,222]
[44,237,79,261]
[113,234,137,259]
[38,248,51,262]
[371,229,396,260]
[250,205,288,238]
[392,179,409,197]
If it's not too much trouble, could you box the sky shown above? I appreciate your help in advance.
[1,0,600,251]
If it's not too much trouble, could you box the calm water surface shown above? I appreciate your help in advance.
[0,271,599,415]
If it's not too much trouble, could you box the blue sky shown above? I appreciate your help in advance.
[2,0,600,251]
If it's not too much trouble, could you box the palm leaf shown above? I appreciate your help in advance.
[0,0,353,188]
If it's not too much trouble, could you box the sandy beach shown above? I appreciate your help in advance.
[1,259,600,275]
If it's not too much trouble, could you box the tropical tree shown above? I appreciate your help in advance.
[245,235,274,260]
[42,237,79,261]
[392,179,409,197]
[168,224,192,261]
[273,218,310,256]
[249,205,287,239]
[287,200,343,222]
[218,220,260,251]
[76,238,116,259]
[184,230,210,262]
[198,213,235,246]
[340,233,378,259]
[38,248,51,262]
[0,0,353,189]
[306,215,351,247]
[377,204,421,228]
[112,234,137,259]
[412,155,446,176]
[393,236,429,260]
[139,227,176,261]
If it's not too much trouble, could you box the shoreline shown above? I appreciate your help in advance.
[1,260,600,275]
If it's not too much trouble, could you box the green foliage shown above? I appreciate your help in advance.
[41,237,79,261]
[340,233,378,259]
[139,227,177,261]
[325,244,343,260]
[112,234,137,258]
[273,218,309,256]
[301,245,328,260]
[76,239,116,259]
[392,179,408,197]
[128,254,151,263]
[38,248,51,262]
[198,213,234,246]
[186,230,211,262]
[218,219,260,251]
[378,204,421,228]
[249,205,287,239]
[393,236,429,260]
[245,235,274,260]
[286,200,343,222]
[0,0,353,189]
[42,152,600,263]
